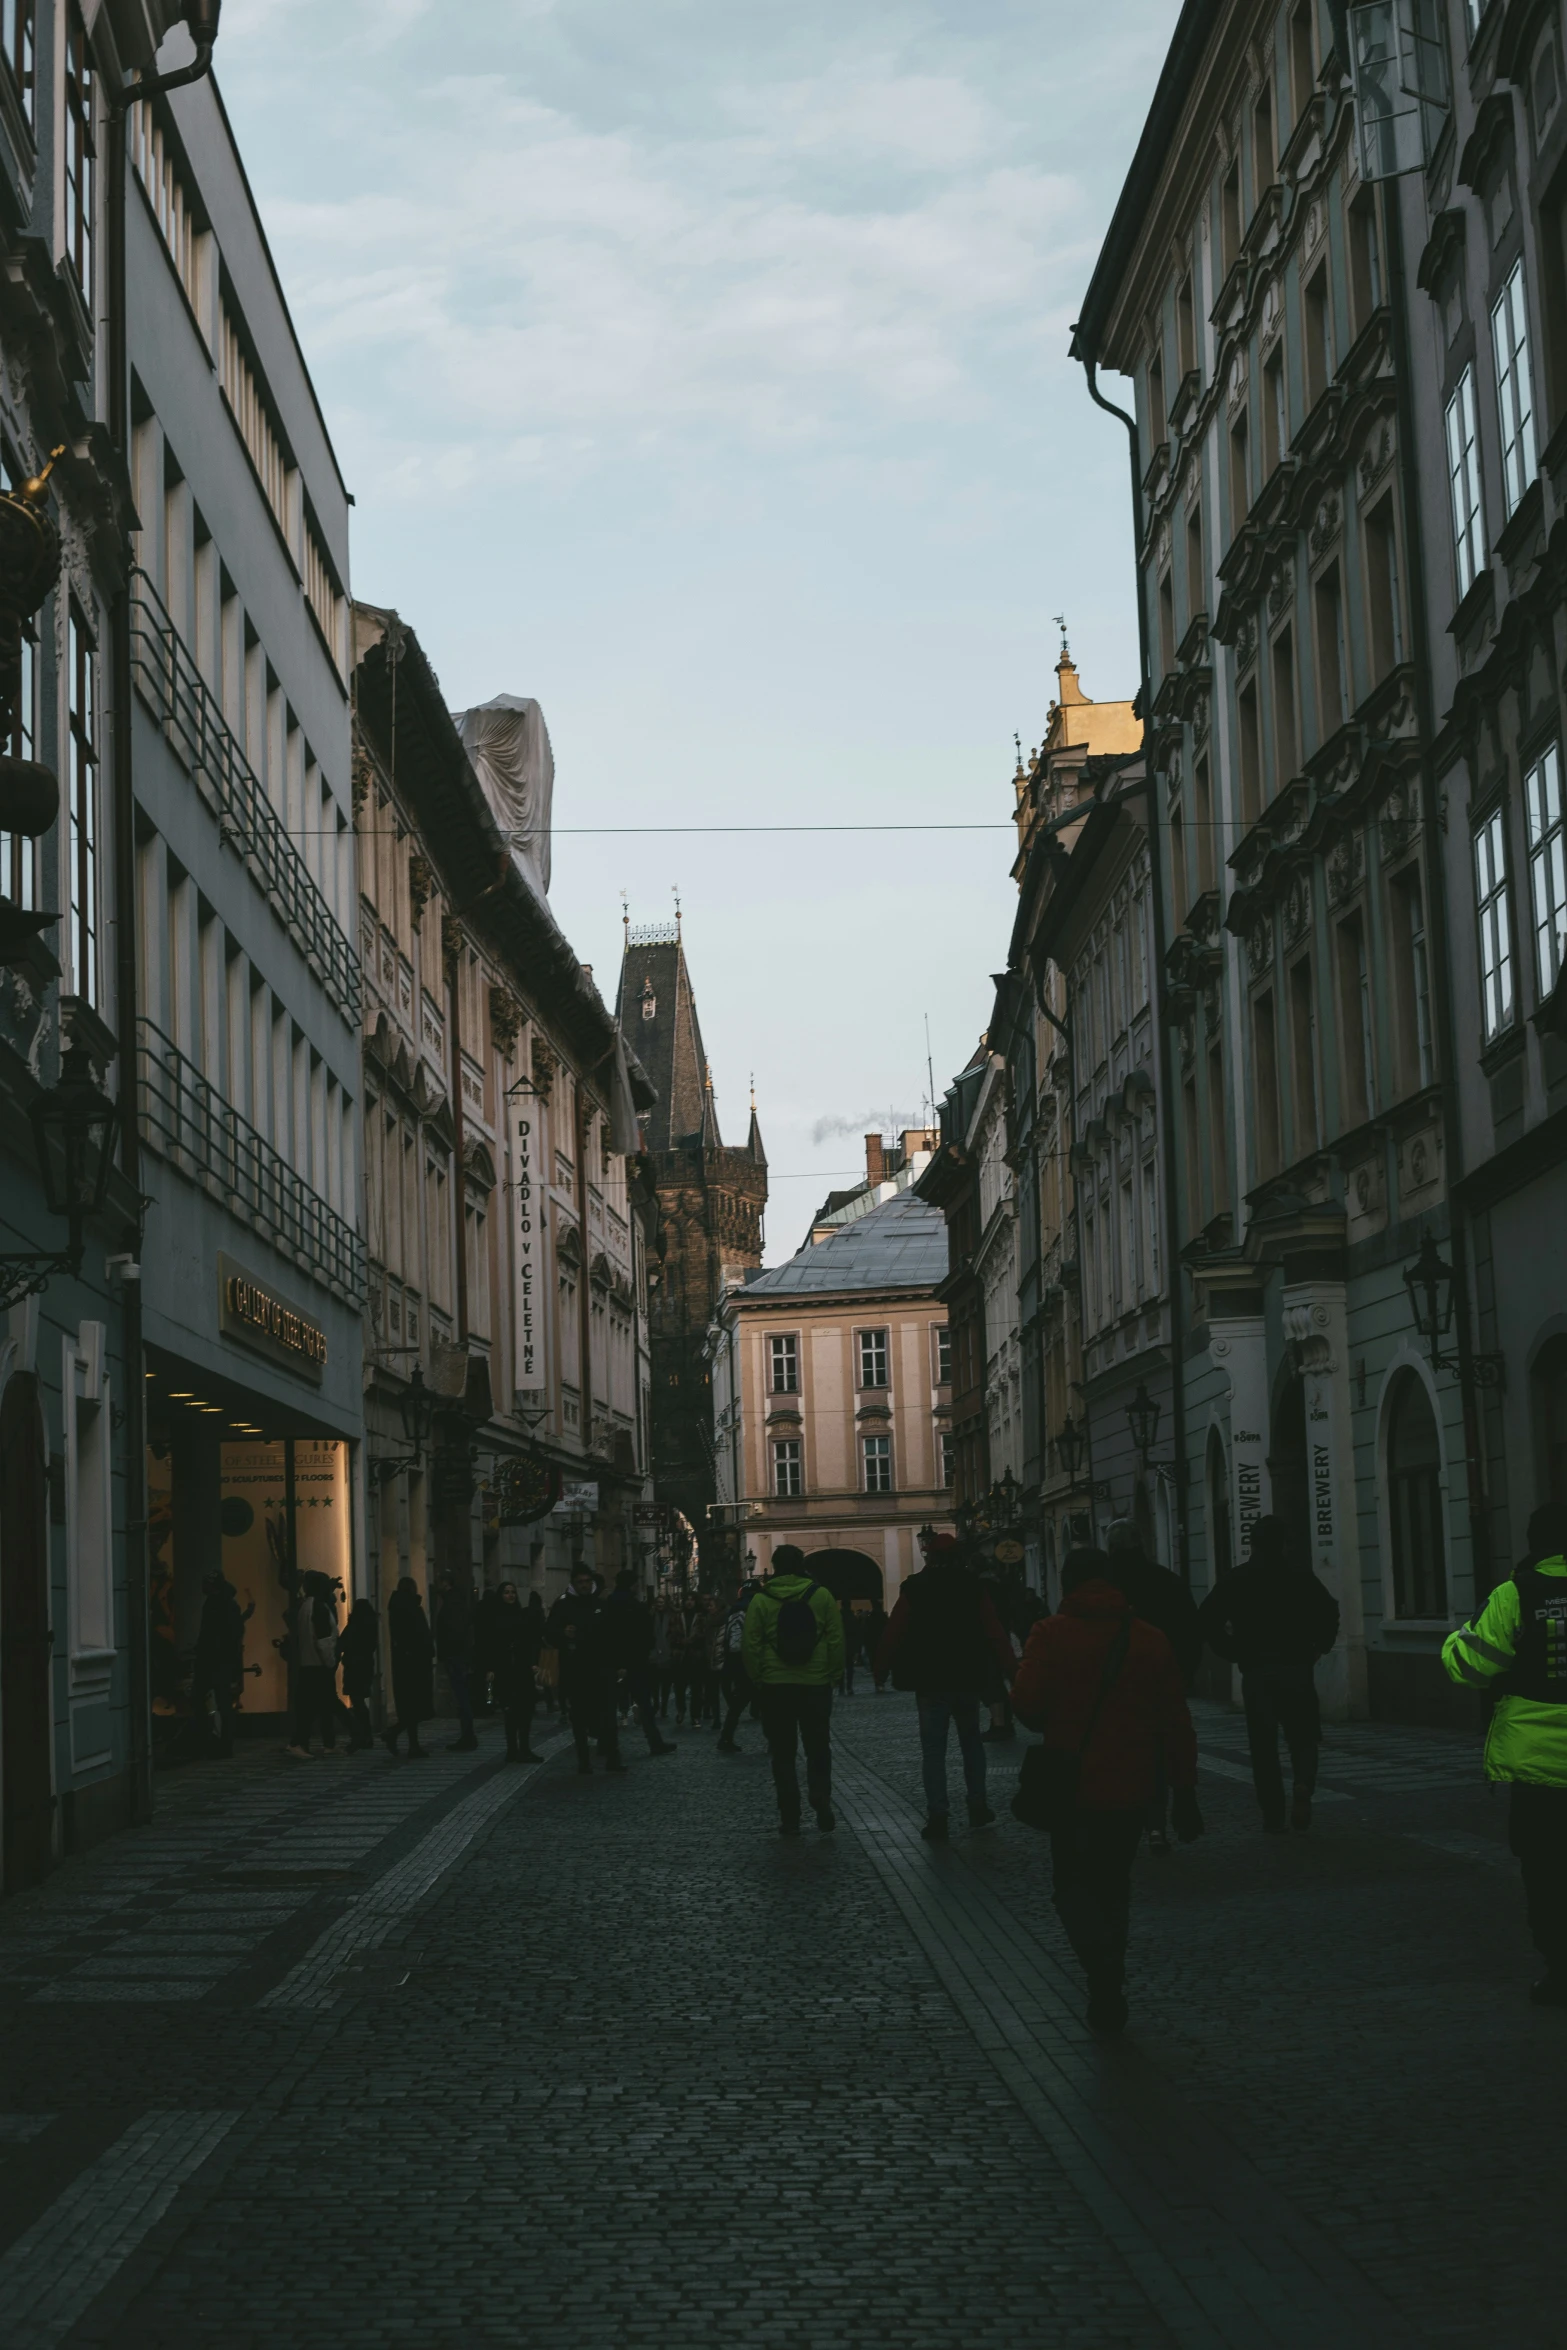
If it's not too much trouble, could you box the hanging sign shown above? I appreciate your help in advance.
[514,1110,545,1394]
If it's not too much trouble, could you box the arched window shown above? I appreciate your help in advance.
[1387,1372,1446,1618]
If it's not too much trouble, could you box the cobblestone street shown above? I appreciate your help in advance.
[0,1692,1555,2349]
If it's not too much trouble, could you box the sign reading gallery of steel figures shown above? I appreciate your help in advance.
[217,1252,327,1383]
[514,1113,545,1395]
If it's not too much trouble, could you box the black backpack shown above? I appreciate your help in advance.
[772,1583,822,1669]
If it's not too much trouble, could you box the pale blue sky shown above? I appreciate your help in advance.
[219,0,1182,1258]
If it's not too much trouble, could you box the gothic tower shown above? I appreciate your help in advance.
[616,914,767,1562]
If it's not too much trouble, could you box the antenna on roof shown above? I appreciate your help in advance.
[925,1015,937,1129]
[620,889,629,939]
[1053,612,1071,661]
[672,884,682,937]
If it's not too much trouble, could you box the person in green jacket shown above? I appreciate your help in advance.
[742,1543,845,1835]
[1442,1501,1567,2005]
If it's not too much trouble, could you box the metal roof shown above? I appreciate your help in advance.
[744,1186,948,1298]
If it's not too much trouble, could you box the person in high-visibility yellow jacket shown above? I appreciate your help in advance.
[1442,1502,1567,2005]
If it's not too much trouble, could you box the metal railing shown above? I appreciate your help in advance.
[138,1019,366,1306]
[129,569,360,1021]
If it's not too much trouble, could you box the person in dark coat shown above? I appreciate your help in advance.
[191,1574,248,1755]
[434,1573,478,1752]
[547,1566,625,1774]
[338,1597,379,1751]
[1106,1519,1203,1856]
[877,1535,1017,1838]
[603,1570,677,1757]
[1012,1550,1202,2032]
[523,1590,556,1713]
[1197,1514,1340,1833]
[490,1582,543,1762]
[474,1584,506,1716]
[383,1578,434,1758]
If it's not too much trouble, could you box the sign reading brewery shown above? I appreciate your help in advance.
[514,1113,545,1395]
[218,1253,327,1384]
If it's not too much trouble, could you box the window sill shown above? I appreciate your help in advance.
[1479,1024,1526,1078]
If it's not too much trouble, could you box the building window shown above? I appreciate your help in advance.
[1290,0,1315,119]
[1253,988,1282,1178]
[857,1326,889,1390]
[1314,564,1348,737]
[1445,366,1485,598]
[1336,912,1377,1126]
[1238,679,1262,827]
[3,0,34,128]
[68,604,98,1007]
[1493,256,1538,519]
[1143,1158,1160,1292]
[1525,742,1566,998]
[1,451,38,910]
[1390,868,1435,1090]
[769,1332,799,1394]
[304,518,345,676]
[1289,956,1319,1149]
[934,1322,952,1385]
[940,1430,956,1488]
[1474,808,1514,1040]
[1365,494,1405,675]
[1349,189,1382,330]
[220,302,293,543]
[772,1439,802,1499]
[1147,350,1166,446]
[64,9,94,308]
[1263,347,1286,476]
[1271,625,1298,791]
[130,100,200,317]
[1304,266,1332,407]
[64,1323,112,1660]
[1230,411,1250,526]
[863,1434,892,1494]
[1386,1371,1447,1618]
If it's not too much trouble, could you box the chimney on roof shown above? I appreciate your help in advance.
[864,1133,886,1185]
[901,1128,937,1162]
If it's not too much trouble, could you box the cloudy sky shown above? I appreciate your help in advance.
[219,0,1182,1259]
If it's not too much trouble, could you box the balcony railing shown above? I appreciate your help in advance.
[138,1019,365,1306]
[129,569,360,1021]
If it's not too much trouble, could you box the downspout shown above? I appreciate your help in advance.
[1076,349,1192,1582]
[1382,184,1489,1592]
[107,7,222,1829]
[574,1078,594,1452]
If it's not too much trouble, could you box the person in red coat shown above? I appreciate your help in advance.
[1011,1549,1203,2031]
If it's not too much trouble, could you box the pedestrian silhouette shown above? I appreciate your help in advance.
[1197,1515,1338,1831]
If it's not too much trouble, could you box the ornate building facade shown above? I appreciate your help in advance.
[615,917,766,1571]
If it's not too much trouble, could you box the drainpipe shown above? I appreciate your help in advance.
[107,5,222,1828]
[1075,350,1191,1582]
[1382,185,1489,1593]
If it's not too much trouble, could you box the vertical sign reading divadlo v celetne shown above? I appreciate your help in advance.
[515,1112,545,1394]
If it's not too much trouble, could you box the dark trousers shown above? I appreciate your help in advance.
[759,1684,833,1822]
[192,1668,234,1754]
[1509,1783,1567,1972]
[344,1693,373,1748]
[1242,1667,1320,1823]
[500,1683,536,1756]
[446,1658,475,1737]
[719,1664,751,1744]
[687,1662,712,1723]
[568,1679,620,1767]
[917,1693,987,1818]
[624,1668,667,1754]
[654,1666,674,1716]
[1049,1807,1145,1986]
[292,1666,337,1749]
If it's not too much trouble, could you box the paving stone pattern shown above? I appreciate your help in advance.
[0,1692,1556,2348]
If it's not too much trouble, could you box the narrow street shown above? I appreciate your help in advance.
[0,1696,1554,2350]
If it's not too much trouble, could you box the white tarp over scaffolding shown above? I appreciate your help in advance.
[457,694,554,903]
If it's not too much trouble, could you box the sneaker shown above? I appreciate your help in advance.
[1291,1795,1313,1831]
[519,1751,544,1763]
[1529,1974,1567,2007]
[650,1742,678,1757]
[815,1806,837,1833]
[715,1737,739,1754]
[1147,1828,1171,1857]
[447,1734,479,1753]
[921,1815,950,1842]
[606,1758,628,1775]
[284,1744,314,1760]
[968,1805,998,1831]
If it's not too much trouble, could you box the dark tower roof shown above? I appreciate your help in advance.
[616,918,764,1163]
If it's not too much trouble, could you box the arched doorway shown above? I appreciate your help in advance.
[1,1371,53,1890]
[1533,1335,1567,1506]
[803,1549,884,1606]
[1268,1372,1307,1535]
[1385,1370,1446,1617]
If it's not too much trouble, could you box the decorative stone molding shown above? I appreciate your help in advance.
[1284,871,1312,946]
[1325,827,1365,906]
[440,914,464,978]
[1357,417,1394,494]
[532,1035,558,1101]
[488,986,522,1059]
[1246,912,1275,981]
[1308,492,1341,557]
[408,852,436,929]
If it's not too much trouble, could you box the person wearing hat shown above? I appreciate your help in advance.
[876,1533,1017,1840]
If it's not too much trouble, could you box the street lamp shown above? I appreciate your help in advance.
[0,1041,120,1308]
[398,1366,437,1464]
[1127,1381,1161,1464]
[1402,1232,1504,1388]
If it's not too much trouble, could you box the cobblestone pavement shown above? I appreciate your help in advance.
[0,1690,1555,2348]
